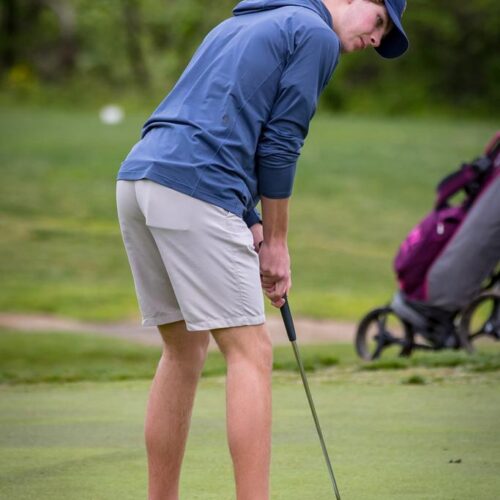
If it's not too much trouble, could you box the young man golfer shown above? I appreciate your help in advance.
[117,0,408,498]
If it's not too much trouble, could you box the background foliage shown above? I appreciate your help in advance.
[1,0,498,116]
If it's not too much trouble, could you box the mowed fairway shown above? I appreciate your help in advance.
[1,369,500,499]
[1,331,500,499]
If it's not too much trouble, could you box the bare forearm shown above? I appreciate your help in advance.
[259,196,291,307]
[261,196,289,244]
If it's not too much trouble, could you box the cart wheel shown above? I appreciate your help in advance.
[459,291,500,353]
[355,306,414,361]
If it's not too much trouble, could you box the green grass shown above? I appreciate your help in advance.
[0,329,349,384]
[1,330,500,498]
[1,372,500,499]
[0,105,497,321]
[360,349,500,373]
[1,329,499,385]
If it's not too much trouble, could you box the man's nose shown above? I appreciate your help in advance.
[370,32,383,47]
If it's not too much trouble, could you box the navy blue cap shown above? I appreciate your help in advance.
[376,0,409,59]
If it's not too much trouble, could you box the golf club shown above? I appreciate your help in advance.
[280,296,341,500]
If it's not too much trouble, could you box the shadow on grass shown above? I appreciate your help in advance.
[401,374,428,385]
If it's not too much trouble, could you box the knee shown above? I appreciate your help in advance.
[164,339,209,373]
[184,334,210,362]
[254,331,273,373]
[219,327,273,374]
[158,324,210,374]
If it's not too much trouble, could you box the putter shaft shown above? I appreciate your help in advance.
[281,298,341,500]
[291,340,341,500]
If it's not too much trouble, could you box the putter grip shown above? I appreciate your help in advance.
[280,296,297,342]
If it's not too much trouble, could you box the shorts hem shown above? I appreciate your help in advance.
[142,312,184,327]
[186,314,266,332]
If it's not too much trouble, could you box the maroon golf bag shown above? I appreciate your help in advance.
[394,131,500,303]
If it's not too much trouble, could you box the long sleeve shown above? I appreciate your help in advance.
[243,208,262,227]
[256,27,339,199]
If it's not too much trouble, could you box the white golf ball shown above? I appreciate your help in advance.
[99,105,124,125]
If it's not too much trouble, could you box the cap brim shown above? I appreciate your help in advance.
[376,2,409,59]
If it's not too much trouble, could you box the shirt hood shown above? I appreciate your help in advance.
[233,0,333,29]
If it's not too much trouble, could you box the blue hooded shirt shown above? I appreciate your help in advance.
[118,0,340,226]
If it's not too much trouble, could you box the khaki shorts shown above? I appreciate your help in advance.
[116,180,265,331]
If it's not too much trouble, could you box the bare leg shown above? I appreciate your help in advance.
[212,324,273,500]
[145,321,209,500]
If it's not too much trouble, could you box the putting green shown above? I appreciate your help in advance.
[1,371,499,499]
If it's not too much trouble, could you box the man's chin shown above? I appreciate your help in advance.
[340,44,360,54]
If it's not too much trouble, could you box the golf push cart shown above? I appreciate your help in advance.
[355,132,500,361]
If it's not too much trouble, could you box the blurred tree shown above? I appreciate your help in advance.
[122,0,150,88]
[1,0,498,116]
[0,0,19,72]
[0,0,77,79]
[40,0,78,78]
[322,0,500,115]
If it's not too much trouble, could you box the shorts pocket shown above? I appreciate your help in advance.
[138,181,192,230]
